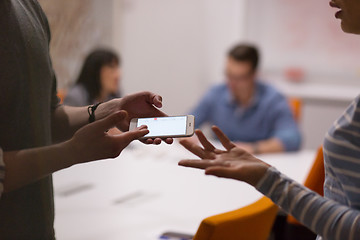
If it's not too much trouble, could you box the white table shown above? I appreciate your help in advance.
[53,142,315,240]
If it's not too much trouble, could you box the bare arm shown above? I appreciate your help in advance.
[51,99,128,142]
[51,104,90,142]
[52,92,173,144]
[178,127,360,240]
[3,112,149,193]
[3,141,74,192]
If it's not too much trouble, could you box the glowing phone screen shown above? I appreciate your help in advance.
[137,116,187,137]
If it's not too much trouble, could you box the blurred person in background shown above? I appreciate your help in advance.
[179,1,360,239]
[190,44,301,154]
[64,49,121,107]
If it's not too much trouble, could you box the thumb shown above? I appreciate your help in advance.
[91,111,128,133]
[115,126,149,145]
[153,95,163,108]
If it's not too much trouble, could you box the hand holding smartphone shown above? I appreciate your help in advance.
[129,115,195,139]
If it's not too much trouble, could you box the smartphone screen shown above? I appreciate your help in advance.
[137,116,187,138]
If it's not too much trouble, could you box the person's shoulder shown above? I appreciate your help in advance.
[197,83,228,105]
[348,95,360,119]
[354,95,360,107]
[205,83,229,102]
[258,81,286,102]
[24,1,49,25]
[17,0,52,40]
[257,81,290,114]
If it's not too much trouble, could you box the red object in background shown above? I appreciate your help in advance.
[154,118,157,120]
[284,67,305,83]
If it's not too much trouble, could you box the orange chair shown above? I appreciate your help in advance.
[288,97,302,122]
[193,196,279,240]
[287,146,325,225]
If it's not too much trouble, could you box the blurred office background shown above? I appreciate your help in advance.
[38,0,360,150]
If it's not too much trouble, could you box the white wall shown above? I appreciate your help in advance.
[244,0,360,149]
[246,0,360,86]
[40,0,114,89]
[301,100,349,149]
[113,0,247,115]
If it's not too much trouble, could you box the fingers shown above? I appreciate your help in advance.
[143,138,154,144]
[115,125,149,144]
[153,95,163,108]
[127,91,167,119]
[145,92,163,108]
[179,139,208,159]
[178,159,223,170]
[195,130,215,151]
[211,126,236,151]
[153,138,162,145]
[146,92,169,118]
[91,111,128,133]
[152,137,174,145]
[141,138,160,145]
[178,159,239,180]
[141,137,173,145]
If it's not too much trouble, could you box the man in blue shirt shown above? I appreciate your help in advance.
[191,44,301,153]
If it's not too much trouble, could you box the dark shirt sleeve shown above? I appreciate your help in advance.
[270,95,302,151]
[0,148,4,198]
[37,1,60,111]
[51,75,60,110]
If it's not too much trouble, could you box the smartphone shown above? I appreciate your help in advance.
[129,115,195,139]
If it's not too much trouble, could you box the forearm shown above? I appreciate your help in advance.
[4,109,149,194]
[2,141,77,193]
[256,167,360,240]
[52,100,122,142]
[51,105,89,142]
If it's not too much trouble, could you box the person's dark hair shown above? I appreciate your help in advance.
[228,44,260,72]
[76,49,121,102]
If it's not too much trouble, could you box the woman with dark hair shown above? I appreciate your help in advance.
[64,49,121,106]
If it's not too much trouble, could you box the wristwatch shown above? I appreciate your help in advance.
[87,102,102,123]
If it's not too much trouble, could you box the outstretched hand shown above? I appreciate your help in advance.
[178,126,270,186]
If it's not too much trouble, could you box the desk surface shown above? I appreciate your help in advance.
[53,142,315,240]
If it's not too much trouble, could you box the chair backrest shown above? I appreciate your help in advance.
[303,146,325,196]
[287,146,325,225]
[193,196,279,240]
[288,97,302,122]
